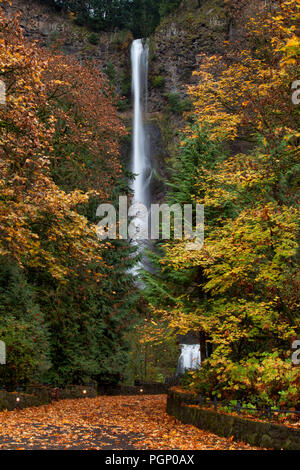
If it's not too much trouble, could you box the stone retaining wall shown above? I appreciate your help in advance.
[0,383,166,411]
[98,382,167,396]
[0,385,96,411]
[167,389,300,450]
[0,390,48,411]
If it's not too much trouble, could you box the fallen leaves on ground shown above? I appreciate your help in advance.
[0,395,261,450]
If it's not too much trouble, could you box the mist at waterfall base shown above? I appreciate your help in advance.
[177,344,201,375]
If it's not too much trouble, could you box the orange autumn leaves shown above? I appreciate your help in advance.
[188,0,300,142]
[0,395,259,450]
[0,4,125,281]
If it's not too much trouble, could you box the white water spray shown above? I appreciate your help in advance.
[177,344,201,375]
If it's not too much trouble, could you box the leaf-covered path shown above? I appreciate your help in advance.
[0,395,259,450]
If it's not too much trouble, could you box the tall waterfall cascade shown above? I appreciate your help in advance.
[130,40,201,374]
[130,39,151,240]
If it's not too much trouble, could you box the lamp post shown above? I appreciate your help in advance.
[16,396,20,410]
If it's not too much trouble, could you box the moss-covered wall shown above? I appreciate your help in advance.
[167,389,300,450]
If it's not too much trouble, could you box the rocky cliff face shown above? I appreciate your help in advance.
[148,0,227,111]
[146,0,229,196]
[3,0,67,44]
[144,0,268,189]
[2,0,132,94]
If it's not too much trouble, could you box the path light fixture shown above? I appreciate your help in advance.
[140,389,143,393]
[16,397,20,403]
[83,389,87,397]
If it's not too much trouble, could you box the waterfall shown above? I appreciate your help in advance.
[130,39,152,265]
[131,39,150,210]
[130,41,201,372]
[177,344,201,375]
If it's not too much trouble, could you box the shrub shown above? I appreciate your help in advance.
[166,92,192,114]
[117,98,129,112]
[88,32,99,45]
[120,71,131,98]
[152,75,165,88]
[104,62,117,84]
[111,30,133,50]
[73,14,86,27]
[0,261,50,389]
[184,353,300,408]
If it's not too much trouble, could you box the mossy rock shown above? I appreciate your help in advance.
[283,439,293,450]
[248,433,259,446]
[260,434,273,449]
